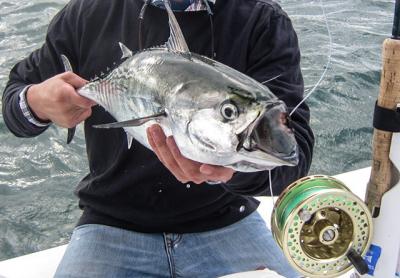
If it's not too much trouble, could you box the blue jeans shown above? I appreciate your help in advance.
[54,211,299,278]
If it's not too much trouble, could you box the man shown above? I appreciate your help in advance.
[2,0,313,277]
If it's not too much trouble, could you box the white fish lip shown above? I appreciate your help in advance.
[271,145,299,166]
[239,138,298,167]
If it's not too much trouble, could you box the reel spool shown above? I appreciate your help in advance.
[271,175,373,277]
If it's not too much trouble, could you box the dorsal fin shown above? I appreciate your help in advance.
[119,42,133,59]
[162,0,190,53]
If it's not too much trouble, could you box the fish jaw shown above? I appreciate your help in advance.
[235,100,299,170]
[235,144,299,170]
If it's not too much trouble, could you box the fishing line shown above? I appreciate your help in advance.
[268,170,275,207]
[267,0,332,211]
[289,0,333,117]
[138,0,152,51]
[261,73,283,85]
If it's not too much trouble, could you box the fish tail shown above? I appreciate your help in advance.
[61,54,73,72]
[60,54,76,144]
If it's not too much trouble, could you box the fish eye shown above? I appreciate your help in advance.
[220,101,239,121]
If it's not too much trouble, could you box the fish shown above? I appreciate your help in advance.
[63,0,298,172]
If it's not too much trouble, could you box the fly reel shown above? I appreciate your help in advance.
[271,175,373,277]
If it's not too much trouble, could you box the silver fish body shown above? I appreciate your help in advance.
[77,48,299,172]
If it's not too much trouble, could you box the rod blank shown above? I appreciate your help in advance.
[393,0,400,39]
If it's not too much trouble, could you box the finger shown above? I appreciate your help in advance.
[58,106,90,128]
[74,108,93,125]
[149,129,189,183]
[166,136,204,184]
[147,125,189,183]
[61,73,96,107]
[67,89,96,109]
[147,127,166,165]
[61,72,88,89]
[199,164,235,183]
[148,125,175,164]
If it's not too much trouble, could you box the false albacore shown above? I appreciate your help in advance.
[62,0,298,172]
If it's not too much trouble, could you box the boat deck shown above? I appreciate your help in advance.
[0,167,371,278]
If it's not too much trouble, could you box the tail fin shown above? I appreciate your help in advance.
[61,54,76,144]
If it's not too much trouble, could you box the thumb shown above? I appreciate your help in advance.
[68,89,96,109]
[74,107,93,124]
[61,72,88,89]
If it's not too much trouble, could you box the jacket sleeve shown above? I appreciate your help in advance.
[1,2,80,137]
[223,9,314,196]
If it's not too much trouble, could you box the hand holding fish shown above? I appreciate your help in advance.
[147,124,235,184]
[26,72,96,128]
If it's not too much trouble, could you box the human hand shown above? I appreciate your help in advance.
[26,72,96,128]
[147,124,235,184]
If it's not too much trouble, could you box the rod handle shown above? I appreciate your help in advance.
[366,38,400,215]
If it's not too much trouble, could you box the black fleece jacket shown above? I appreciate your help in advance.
[2,0,314,233]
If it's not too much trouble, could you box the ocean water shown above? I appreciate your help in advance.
[0,0,394,260]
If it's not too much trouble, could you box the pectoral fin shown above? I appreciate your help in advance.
[93,111,167,129]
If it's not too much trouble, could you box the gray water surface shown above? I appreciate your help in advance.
[0,0,394,260]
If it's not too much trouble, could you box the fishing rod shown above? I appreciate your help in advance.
[392,0,400,39]
[361,0,400,277]
[366,0,400,218]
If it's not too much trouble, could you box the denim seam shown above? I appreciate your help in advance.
[163,233,176,278]
[173,234,183,246]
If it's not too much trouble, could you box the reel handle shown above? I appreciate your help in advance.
[347,248,369,275]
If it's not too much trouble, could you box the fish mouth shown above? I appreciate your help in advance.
[236,101,299,166]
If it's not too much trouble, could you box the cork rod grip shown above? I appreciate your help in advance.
[366,39,400,216]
